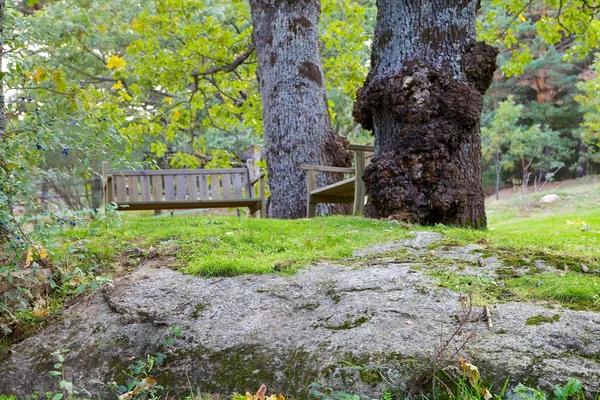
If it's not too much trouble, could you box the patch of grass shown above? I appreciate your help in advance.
[59,215,410,277]
[422,179,600,272]
[506,273,600,311]
[427,270,500,305]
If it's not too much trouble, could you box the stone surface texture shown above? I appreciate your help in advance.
[0,233,598,398]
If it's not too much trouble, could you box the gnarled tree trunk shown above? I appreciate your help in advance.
[250,0,351,219]
[354,0,498,227]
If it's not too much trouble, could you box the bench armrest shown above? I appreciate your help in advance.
[300,165,355,174]
[249,172,266,186]
[347,144,375,152]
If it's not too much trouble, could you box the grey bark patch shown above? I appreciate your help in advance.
[2,250,599,397]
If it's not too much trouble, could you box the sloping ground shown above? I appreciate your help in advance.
[1,233,599,398]
[486,175,600,202]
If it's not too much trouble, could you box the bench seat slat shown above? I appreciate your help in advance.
[165,176,175,200]
[311,177,355,196]
[176,175,186,200]
[210,174,221,199]
[114,198,261,211]
[141,176,151,201]
[128,176,138,201]
[187,175,198,200]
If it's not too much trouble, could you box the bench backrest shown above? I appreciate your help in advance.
[106,168,256,203]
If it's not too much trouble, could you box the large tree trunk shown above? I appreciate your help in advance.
[249,0,351,219]
[353,0,498,227]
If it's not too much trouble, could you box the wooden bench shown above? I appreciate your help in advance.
[301,144,374,218]
[102,161,266,217]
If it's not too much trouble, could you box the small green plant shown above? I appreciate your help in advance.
[110,325,182,399]
[553,378,584,400]
[309,383,361,400]
[47,349,91,399]
[112,354,164,400]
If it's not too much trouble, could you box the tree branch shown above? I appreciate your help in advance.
[192,44,255,77]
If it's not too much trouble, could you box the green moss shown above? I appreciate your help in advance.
[496,267,521,279]
[359,368,384,385]
[525,314,560,326]
[209,345,275,391]
[192,302,209,318]
[300,302,319,310]
[325,313,372,331]
[283,348,318,397]
[499,252,533,267]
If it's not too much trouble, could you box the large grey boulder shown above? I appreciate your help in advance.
[0,233,599,398]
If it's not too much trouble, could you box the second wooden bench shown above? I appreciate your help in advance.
[102,161,266,217]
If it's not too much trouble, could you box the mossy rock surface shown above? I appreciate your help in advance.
[1,233,599,397]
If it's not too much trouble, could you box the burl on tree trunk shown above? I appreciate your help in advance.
[354,0,498,227]
[250,0,351,219]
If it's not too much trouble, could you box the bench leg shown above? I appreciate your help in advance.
[248,204,258,218]
[259,202,266,218]
[307,198,317,218]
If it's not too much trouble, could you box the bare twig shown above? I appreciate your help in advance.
[407,291,482,397]
[485,305,493,330]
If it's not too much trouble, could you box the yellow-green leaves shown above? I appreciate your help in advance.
[479,1,600,75]
[107,54,126,71]
[501,45,534,77]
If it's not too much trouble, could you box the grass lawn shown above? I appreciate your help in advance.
[13,176,600,339]
[59,215,412,277]
[430,177,599,269]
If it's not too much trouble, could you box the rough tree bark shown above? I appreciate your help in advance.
[353,0,498,227]
[249,0,351,219]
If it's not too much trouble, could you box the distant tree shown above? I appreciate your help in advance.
[0,0,6,241]
[481,14,586,182]
[575,55,600,173]
[509,123,572,211]
[482,97,522,200]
